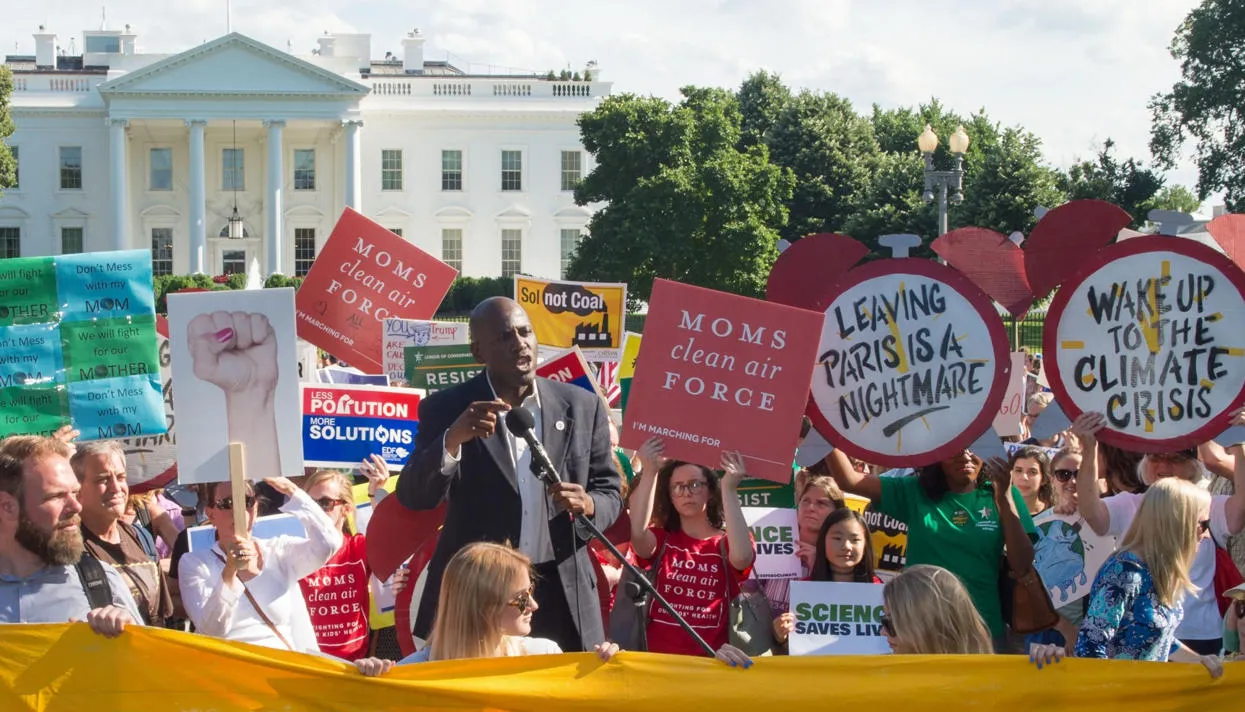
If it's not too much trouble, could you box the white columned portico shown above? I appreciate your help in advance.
[344,119,362,212]
[187,119,207,273]
[265,119,286,275]
[108,118,129,250]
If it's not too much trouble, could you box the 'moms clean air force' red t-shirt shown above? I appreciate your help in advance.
[299,533,371,660]
[642,528,754,657]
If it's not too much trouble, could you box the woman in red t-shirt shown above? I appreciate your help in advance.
[298,458,390,661]
[629,437,756,664]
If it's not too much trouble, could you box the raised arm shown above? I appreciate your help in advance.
[824,449,882,501]
[177,552,241,638]
[1072,412,1111,536]
[629,438,664,559]
[984,457,1035,576]
[720,451,757,572]
[267,480,344,581]
[1223,407,1245,535]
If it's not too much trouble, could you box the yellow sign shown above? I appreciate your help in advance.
[514,276,627,361]
[619,332,642,380]
[2,625,1240,711]
[844,493,908,575]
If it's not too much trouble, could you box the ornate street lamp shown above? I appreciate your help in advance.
[919,124,969,236]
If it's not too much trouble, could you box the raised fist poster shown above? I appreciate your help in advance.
[296,208,458,374]
[514,275,626,362]
[168,289,303,484]
[1044,237,1245,451]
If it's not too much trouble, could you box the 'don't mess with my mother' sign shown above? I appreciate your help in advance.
[620,279,824,482]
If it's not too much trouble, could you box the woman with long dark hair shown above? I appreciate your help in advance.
[827,448,1036,650]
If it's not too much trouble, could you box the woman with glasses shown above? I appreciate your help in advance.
[1040,478,1223,677]
[297,458,391,661]
[629,438,756,664]
[178,476,341,654]
[397,542,618,662]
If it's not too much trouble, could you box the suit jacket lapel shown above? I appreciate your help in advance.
[466,373,518,493]
[537,380,574,480]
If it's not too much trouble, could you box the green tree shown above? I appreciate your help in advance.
[570,89,794,306]
[764,90,879,243]
[1149,184,1202,214]
[0,67,15,193]
[737,70,791,149]
[1150,0,1245,208]
[1057,139,1167,228]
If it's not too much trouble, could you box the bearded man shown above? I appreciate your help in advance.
[0,435,142,636]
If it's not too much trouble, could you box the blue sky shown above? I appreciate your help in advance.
[2,0,1209,203]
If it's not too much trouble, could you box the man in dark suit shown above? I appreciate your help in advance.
[397,297,622,652]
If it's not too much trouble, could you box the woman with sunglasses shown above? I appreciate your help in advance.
[1064,478,1223,676]
[398,542,618,663]
[178,476,342,654]
[1073,409,1245,656]
[297,458,391,661]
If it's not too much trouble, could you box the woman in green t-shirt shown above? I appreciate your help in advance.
[826,448,1037,649]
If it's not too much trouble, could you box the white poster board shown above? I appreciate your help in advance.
[381,318,469,385]
[168,289,303,484]
[789,580,889,656]
[1032,510,1116,606]
[992,352,1027,437]
[743,507,800,580]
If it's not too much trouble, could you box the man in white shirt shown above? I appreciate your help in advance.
[1077,424,1245,654]
[0,435,143,635]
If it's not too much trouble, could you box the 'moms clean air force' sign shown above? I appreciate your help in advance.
[809,259,1009,467]
[1044,238,1245,451]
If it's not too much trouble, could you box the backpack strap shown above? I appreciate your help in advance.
[75,553,113,611]
[126,522,160,561]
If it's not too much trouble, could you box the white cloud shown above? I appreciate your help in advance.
[1,0,1208,194]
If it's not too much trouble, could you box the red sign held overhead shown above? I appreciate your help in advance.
[620,279,825,483]
[295,208,458,374]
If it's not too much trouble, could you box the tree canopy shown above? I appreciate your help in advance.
[1150,0,1245,209]
[0,67,15,193]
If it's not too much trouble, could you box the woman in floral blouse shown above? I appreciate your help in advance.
[1071,478,1222,677]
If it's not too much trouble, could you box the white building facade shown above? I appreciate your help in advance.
[0,28,607,279]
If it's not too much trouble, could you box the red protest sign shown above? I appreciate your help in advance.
[620,279,825,482]
[295,208,458,374]
[537,346,611,410]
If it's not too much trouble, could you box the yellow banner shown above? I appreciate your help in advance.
[1,625,1239,711]
[514,276,627,361]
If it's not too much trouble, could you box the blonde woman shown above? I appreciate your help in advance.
[297,458,390,661]
[1070,478,1223,677]
[398,542,618,662]
[881,565,994,655]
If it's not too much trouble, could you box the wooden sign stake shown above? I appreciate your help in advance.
[227,442,248,535]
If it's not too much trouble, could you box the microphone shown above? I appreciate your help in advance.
[504,408,561,486]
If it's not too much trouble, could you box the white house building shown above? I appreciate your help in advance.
[0,26,608,279]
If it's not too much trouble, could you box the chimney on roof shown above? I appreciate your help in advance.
[402,29,424,74]
[317,32,336,57]
[34,27,57,68]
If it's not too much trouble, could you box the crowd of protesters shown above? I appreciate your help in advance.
[0,299,1243,685]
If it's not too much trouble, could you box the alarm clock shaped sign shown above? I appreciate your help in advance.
[1042,235,1245,451]
[769,232,1015,468]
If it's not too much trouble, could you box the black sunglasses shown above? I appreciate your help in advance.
[212,495,257,511]
[878,611,897,638]
[1053,468,1078,483]
[506,584,537,615]
[315,497,348,511]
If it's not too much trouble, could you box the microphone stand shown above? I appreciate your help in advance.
[531,459,718,658]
